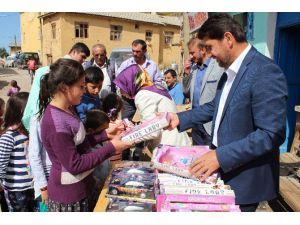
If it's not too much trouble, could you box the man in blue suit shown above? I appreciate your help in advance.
[167,14,288,212]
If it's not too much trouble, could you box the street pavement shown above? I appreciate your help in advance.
[0,67,32,102]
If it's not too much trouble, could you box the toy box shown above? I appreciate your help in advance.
[161,202,240,212]
[106,198,155,212]
[152,145,219,183]
[156,194,236,212]
[106,162,157,203]
[121,112,170,143]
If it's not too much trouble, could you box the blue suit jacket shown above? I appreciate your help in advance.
[178,47,288,204]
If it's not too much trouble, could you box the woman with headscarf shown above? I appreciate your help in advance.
[114,64,191,151]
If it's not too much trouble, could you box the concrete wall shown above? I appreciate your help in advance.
[41,13,62,65]
[20,12,42,57]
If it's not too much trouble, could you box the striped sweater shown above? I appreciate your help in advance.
[0,130,33,191]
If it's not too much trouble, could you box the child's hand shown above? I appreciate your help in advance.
[106,121,125,139]
[41,189,48,204]
[110,135,134,154]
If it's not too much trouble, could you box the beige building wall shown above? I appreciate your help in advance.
[160,26,182,71]
[20,12,42,56]
[41,14,62,65]
[38,13,181,68]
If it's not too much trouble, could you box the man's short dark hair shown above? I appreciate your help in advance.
[69,42,90,57]
[164,69,177,78]
[132,39,147,50]
[85,66,104,84]
[197,13,247,43]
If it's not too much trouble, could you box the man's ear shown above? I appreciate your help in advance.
[224,32,234,48]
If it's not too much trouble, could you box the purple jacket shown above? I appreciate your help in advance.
[7,86,20,96]
[41,104,115,203]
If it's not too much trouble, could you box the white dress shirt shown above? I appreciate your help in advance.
[212,44,252,147]
[93,61,111,100]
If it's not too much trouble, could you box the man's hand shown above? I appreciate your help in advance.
[189,150,220,181]
[167,112,180,131]
[184,58,192,75]
[156,112,180,131]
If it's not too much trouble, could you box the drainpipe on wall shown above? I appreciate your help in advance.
[39,13,43,66]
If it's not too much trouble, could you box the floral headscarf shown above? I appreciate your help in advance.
[114,64,172,100]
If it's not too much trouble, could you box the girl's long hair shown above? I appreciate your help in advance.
[102,93,123,121]
[38,58,85,120]
[2,92,29,135]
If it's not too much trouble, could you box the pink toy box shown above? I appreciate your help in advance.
[156,194,236,212]
[121,112,170,143]
[152,145,218,183]
[162,202,240,212]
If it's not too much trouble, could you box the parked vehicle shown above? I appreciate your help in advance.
[16,52,40,69]
[109,48,132,71]
[5,56,16,68]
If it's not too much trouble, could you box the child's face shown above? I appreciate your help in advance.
[65,76,85,106]
[86,81,103,97]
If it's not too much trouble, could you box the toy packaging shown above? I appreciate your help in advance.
[121,112,170,143]
[106,198,155,212]
[163,202,240,212]
[106,162,157,203]
[156,194,237,212]
[159,186,235,196]
[152,145,219,183]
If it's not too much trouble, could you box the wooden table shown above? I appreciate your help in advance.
[279,152,300,210]
[93,174,111,212]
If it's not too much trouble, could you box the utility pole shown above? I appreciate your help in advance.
[182,12,190,62]
[179,12,190,77]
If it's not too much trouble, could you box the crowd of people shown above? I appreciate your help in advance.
[0,13,288,212]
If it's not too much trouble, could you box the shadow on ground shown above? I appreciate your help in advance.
[0,80,9,90]
[0,67,19,75]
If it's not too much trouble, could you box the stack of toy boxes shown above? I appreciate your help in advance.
[105,161,156,211]
[152,145,240,212]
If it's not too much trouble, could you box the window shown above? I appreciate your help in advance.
[110,25,122,41]
[164,31,174,46]
[145,30,152,42]
[135,23,139,29]
[51,23,56,39]
[75,22,88,38]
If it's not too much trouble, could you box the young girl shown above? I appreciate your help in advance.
[38,58,132,212]
[84,110,111,188]
[0,92,37,212]
[102,93,128,163]
[7,80,21,97]
[102,93,123,122]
